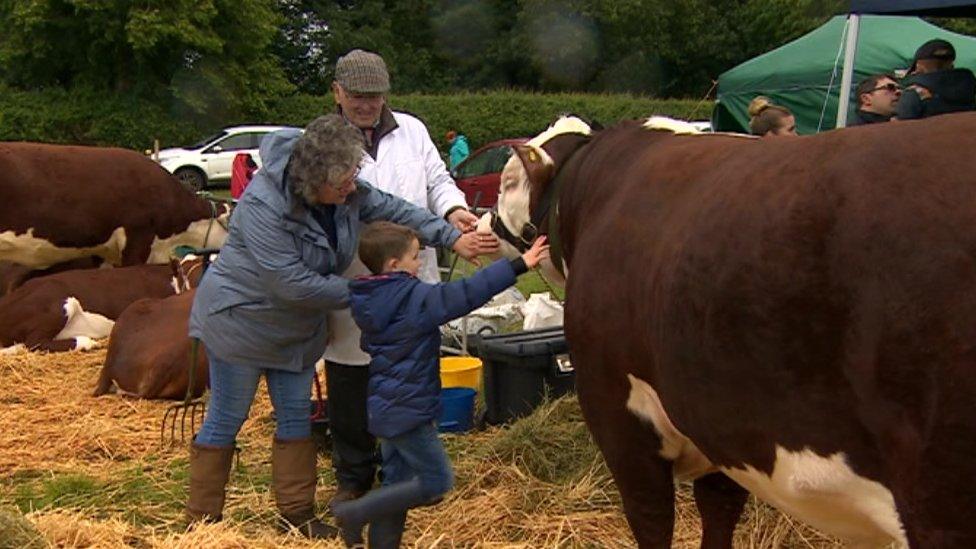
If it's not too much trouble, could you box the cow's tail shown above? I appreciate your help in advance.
[92,365,114,396]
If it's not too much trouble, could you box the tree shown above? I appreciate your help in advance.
[273,0,334,95]
[0,0,292,117]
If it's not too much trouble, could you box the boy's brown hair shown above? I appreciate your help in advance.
[358,221,419,274]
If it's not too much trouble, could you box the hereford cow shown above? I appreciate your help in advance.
[0,264,180,352]
[492,114,976,547]
[94,290,208,400]
[0,142,229,270]
[0,257,103,297]
[93,253,214,400]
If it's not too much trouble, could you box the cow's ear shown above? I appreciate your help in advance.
[514,144,554,187]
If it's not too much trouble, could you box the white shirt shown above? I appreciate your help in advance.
[322,110,467,365]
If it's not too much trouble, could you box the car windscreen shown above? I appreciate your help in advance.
[456,146,513,178]
[187,131,228,150]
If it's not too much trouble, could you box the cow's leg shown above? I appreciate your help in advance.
[93,363,115,396]
[28,338,81,353]
[120,231,153,266]
[26,322,97,353]
[693,472,748,549]
[577,379,677,547]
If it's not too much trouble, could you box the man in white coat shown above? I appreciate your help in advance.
[322,49,490,506]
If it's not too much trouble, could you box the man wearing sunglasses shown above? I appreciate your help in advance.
[851,74,902,125]
[897,39,976,120]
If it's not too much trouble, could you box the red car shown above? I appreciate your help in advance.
[451,138,528,209]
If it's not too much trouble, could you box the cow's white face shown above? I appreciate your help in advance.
[495,151,535,259]
[148,206,230,264]
[494,116,591,287]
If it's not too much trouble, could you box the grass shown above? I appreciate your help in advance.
[0,505,45,549]
[201,188,232,201]
[445,253,565,301]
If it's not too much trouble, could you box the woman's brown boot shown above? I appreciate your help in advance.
[185,440,235,522]
[272,437,339,539]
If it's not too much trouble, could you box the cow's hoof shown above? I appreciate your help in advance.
[74,336,97,351]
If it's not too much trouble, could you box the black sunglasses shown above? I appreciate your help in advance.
[870,83,901,93]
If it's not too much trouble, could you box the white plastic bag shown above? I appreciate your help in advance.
[521,293,564,330]
[444,288,526,337]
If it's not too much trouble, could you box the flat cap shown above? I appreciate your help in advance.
[334,49,390,94]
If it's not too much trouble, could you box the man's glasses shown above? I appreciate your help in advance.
[870,83,901,94]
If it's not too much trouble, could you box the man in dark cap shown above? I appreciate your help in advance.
[897,38,976,120]
[322,48,486,510]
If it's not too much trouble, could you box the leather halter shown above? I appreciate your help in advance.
[491,133,590,277]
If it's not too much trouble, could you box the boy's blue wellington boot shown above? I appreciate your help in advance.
[332,477,428,548]
[368,511,407,549]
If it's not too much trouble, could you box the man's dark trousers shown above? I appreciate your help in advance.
[325,362,378,493]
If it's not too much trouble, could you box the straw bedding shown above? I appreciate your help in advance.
[0,347,841,548]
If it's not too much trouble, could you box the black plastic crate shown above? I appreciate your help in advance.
[477,326,574,425]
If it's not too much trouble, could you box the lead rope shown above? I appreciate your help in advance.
[201,198,218,249]
[534,267,564,304]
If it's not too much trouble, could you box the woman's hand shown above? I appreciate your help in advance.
[521,236,550,269]
[447,208,479,232]
[452,232,500,266]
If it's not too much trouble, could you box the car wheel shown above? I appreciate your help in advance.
[174,167,206,192]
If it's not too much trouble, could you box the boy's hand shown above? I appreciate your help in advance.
[452,232,500,267]
[521,236,550,269]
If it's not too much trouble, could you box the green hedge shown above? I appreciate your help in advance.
[0,86,712,152]
[0,86,203,151]
[270,91,712,152]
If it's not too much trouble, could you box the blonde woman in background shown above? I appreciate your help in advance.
[748,96,798,136]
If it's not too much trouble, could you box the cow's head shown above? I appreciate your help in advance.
[491,116,592,285]
[169,252,218,294]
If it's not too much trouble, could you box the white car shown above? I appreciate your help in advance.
[155,125,295,191]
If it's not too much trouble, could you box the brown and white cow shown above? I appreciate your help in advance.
[94,290,208,400]
[493,113,976,547]
[0,142,229,270]
[93,253,214,399]
[0,264,180,352]
[0,257,103,297]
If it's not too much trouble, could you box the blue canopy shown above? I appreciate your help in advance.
[850,1,976,16]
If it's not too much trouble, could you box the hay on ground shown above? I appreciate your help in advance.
[0,348,843,547]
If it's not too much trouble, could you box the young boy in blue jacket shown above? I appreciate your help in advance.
[332,221,548,548]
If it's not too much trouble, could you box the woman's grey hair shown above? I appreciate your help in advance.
[289,114,364,204]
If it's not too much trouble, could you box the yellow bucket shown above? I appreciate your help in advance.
[439,357,483,389]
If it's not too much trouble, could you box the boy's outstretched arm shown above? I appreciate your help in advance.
[417,237,550,331]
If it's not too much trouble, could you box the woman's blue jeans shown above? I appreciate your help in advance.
[194,349,315,446]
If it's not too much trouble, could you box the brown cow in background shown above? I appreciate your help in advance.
[493,113,976,547]
[0,264,178,352]
[0,257,102,297]
[94,253,215,400]
[94,290,208,400]
[0,142,229,270]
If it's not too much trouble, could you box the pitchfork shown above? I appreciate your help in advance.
[161,338,207,445]
[160,248,219,445]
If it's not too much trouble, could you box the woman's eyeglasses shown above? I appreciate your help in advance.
[331,167,360,191]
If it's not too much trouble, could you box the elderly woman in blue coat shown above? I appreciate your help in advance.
[184,114,493,538]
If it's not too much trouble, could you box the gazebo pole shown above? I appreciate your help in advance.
[836,14,861,128]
